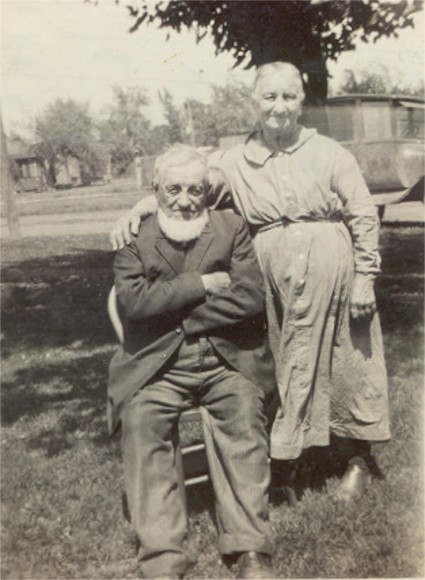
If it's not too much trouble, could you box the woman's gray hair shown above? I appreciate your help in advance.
[152,144,208,190]
[252,61,305,101]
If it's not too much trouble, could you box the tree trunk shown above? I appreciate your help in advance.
[299,55,330,135]
[1,115,21,239]
[47,158,56,187]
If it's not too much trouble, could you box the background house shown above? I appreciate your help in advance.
[7,136,46,193]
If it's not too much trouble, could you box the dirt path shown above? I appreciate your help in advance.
[1,203,423,239]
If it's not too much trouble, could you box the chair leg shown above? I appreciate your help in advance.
[172,429,187,512]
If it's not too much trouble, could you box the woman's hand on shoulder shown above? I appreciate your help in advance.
[110,195,158,250]
[110,212,142,250]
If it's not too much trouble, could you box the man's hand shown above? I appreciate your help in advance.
[201,272,231,296]
[110,213,142,251]
[350,274,377,320]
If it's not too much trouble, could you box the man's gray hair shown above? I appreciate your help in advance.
[153,144,208,190]
[253,61,305,101]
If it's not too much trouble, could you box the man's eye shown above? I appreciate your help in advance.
[263,94,275,101]
[166,186,180,195]
[188,187,203,196]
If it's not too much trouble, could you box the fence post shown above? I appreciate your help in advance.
[134,145,144,191]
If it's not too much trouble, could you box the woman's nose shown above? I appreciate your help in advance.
[273,97,287,114]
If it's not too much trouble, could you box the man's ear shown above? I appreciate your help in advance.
[152,176,159,192]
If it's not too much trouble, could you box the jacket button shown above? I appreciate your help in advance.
[161,354,167,359]
[176,328,182,334]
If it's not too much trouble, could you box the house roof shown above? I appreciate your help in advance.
[7,137,39,160]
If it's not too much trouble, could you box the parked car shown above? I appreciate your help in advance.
[314,95,424,215]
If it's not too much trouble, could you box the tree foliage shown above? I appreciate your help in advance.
[125,0,422,104]
[185,82,257,147]
[34,99,100,185]
[98,85,152,175]
[158,88,185,143]
[335,65,425,97]
[208,83,257,139]
[156,83,258,148]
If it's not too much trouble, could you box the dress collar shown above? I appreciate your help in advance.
[243,125,317,166]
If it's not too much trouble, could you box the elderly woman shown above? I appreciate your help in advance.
[111,62,390,503]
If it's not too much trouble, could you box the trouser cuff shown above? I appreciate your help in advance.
[218,533,272,557]
[139,552,195,579]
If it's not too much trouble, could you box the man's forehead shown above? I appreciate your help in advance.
[160,162,207,185]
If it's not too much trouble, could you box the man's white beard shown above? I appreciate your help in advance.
[157,208,209,243]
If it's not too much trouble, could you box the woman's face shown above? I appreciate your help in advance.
[255,69,304,136]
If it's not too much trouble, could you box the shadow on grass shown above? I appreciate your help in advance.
[1,240,115,356]
[377,226,424,331]
[1,348,114,453]
[1,236,119,456]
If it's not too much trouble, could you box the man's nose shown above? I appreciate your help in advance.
[177,190,191,207]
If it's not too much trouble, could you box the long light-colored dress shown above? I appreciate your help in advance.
[210,126,390,461]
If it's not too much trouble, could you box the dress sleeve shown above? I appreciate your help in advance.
[206,150,236,211]
[331,146,381,278]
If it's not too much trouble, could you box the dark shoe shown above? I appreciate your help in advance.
[238,551,275,579]
[334,461,371,503]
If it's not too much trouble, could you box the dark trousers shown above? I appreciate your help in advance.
[121,337,272,578]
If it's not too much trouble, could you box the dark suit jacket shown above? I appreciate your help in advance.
[107,210,275,433]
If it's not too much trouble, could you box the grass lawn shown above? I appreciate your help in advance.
[1,178,150,218]
[1,226,424,579]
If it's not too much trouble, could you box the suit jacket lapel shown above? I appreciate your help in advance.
[184,222,214,272]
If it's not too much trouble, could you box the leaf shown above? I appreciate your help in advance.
[128,12,148,33]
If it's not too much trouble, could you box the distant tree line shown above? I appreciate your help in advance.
[333,64,425,98]
[9,62,424,188]
[15,82,255,187]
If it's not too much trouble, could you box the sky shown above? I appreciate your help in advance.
[1,0,424,135]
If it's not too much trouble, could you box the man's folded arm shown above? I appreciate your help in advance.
[114,241,206,320]
[183,218,265,334]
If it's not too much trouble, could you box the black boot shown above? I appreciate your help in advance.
[271,459,299,506]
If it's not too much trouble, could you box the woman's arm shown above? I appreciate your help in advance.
[332,146,381,319]
[206,151,236,210]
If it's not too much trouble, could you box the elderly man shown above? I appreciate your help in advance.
[107,145,276,579]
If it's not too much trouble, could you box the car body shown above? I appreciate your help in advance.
[314,95,424,206]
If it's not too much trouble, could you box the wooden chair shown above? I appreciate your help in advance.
[107,286,209,486]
